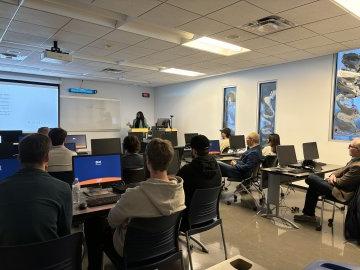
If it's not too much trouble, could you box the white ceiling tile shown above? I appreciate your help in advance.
[256,44,298,55]
[61,19,113,37]
[237,37,280,50]
[53,30,98,46]
[77,46,116,57]
[8,21,57,38]
[102,30,148,45]
[0,2,17,19]
[87,39,129,53]
[247,0,318,14]
[15,7,71,28]
[3,31,48,47]
[250,56,285,65]
[287,36,335,49]
[274,50,313,61]
[168,0,238,15]
[207,1,271,27]
[325,27,360,42]
[92,0,162,17]
[211,28,258,43]
[161,45,199,56]
[177,17,231,36]
[0,45,32,57]
[305,43,347,55]
[278,0,347,26]
[303,14,360,34]
[341,39,360,50]
[139,3,200,28]
[42,40,84,52]
[1,41,43,52]
[134,38,177,51]
[112,46,157,60]
[266,27,317,43]
[231,50,266,61]
[0,17,10,29]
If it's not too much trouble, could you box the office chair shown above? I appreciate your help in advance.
[0,232,83,270]
[180,186,227,270]
[316,195,348,231]
[226,164,261,210]
[222,146,230,154]
[105,212,185,270]
[122,167,145,185]
[48,171,74,188]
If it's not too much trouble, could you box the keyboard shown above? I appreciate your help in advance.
[86,193,121,207]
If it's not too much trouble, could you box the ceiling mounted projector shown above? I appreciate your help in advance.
[41,41,72,64]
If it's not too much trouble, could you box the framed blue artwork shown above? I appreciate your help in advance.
[332,49,360,140]
[223,86,236,134]
[258,81,277,145]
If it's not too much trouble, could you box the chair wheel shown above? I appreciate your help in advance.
[316,225,322,231]
[253,206,258,211]
[224,187,228,191]
[328,218,333,223]
[328,222,333,227]
[201,247,209,253]
[190,244,194,250]
[340,206,345,211]
[234,195,237,202]
[226,201,231,205]
[259,198,264,205]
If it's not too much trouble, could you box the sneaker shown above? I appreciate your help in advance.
[293,214,318,223]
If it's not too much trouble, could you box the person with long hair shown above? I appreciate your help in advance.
[262,133,280,156]
[130,111,149,128]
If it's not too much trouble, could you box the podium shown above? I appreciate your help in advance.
[130,128,149,133]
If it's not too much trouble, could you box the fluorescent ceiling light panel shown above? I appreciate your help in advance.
[161,68,205,77]
[331,0,360,18]
[182,37,250,56]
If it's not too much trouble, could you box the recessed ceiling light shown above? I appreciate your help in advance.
[331,0,360,18]
[160,68,205,77]
[182,37,250,56]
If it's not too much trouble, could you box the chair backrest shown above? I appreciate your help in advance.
[0,232,83,270]
[123,212,182,264]
[167,148,181,175]
[262,155,278,168]
[48,171,74,187]
[122,167,145,184]
[188,186,222,226]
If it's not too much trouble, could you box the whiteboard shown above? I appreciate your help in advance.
[60,96,121,131]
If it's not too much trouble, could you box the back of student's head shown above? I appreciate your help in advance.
[123,135,140,153]
[48,128,67,146]
[19,134,50,166]
[145,138,174,171]
[191,135,210,156]
[268,133,280,152]
[37,127,50,136]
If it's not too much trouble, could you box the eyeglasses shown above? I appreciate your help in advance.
[348,144,360,150]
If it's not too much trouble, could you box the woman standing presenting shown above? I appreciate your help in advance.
[129,111,149,128]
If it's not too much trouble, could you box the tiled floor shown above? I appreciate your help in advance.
[86,183,360,269]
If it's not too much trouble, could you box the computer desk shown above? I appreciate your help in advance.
[73,203,115,224]
[261,164,342,229]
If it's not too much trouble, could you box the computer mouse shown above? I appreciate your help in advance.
[79,202,87,210]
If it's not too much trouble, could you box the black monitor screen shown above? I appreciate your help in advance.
[72,154,122,186]
[184,133,198,145]
[230,135,245,149]
[303,142,319,160]
[156,118,170,128]
[0,143,18,158]
[0,130,22,144]
[209,140,221,154]
[91,138,122,155]
[163,132,178,146]
[277,145,298,166]
[65,135,87,149]
[167,149,180,175]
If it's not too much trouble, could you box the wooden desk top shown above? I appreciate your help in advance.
[261,164,342,178]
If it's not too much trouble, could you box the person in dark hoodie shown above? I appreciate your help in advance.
[177,135,222,207]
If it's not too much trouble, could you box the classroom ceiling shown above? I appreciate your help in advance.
[0,0,359,87]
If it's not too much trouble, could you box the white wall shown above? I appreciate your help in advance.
[154,55,350,166]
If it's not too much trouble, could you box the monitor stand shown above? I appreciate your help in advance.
[84,186,112,197]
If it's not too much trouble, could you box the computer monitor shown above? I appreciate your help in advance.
[65,134,87,149]
[0,130,22,144]
[64,142,76,152]
[156,118,170,128]
[276,145,298,167]
[72,154,122,187]
[209,140,221,155]
[163,131,178,146]
[0,143,18,158]
[167,149,181,175]
[230,135,246,149]
[18,133,31,142]
[303,142,319,161]
[91,138,122,155]
[0,158,21,182]
[128,132,144,142]
[184,133,198,145]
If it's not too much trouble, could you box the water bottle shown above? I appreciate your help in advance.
[72,178,81,204]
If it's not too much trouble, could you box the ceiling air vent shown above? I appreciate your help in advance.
[242,15,295,35]
[102,68,124,74]
[0,50,27,61]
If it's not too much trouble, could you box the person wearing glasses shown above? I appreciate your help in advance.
[294,138,360,224]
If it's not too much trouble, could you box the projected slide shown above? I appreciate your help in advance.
[0,80,59,132]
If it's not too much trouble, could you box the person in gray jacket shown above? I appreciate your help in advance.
[86,138,185,270]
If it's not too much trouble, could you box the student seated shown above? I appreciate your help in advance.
[294,138,360,223]
[0,134,72,246]
[48,128,77,172]
[37,126,50,137]
[86,138,185,269]
[218,132,262,179]
[220,127,231,153]
[122,135,144,169]
[262,133,280,156]
[177,135,222,207]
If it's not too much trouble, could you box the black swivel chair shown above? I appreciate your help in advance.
[122,168,146,185]
[180,186,227,270]
[0,232,83,270]
[48,171,74,188]
[316,195,349,231]
[105,212,185,270]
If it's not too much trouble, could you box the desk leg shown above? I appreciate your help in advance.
[262,174,299,229]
